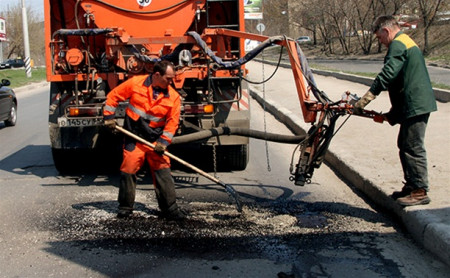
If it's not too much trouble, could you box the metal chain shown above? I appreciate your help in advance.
[212,142,218,178]
[262,51,271,172]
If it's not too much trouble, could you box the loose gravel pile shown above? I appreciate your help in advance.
[47,193,385,240]
[39,188,393,261]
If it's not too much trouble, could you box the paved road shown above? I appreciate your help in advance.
[0,82,448,277]
[308,59,450,87]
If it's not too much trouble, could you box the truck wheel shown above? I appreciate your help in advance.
[5,103,17,126]
[52,148,77,174]
[218,144,249,171]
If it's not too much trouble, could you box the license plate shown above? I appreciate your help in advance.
[58,117,103,127]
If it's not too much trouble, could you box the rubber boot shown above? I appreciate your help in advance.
[153,168,185,220]
[117,172,137,217]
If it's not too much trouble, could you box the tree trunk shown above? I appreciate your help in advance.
[423,27,429,56]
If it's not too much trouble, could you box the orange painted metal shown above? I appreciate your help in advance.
[66,48,84,66]
[80,0,204,37]
[285,39,317,123]
[44,0,315,123]
[208,28,318,123]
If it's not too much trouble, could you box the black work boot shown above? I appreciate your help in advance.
[117,172,137,218]
[391,183,414,200]
[397,188,431,206]
[158,204,187,221]
[154,168,186,221]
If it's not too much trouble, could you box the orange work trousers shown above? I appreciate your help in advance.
[120,141,171,175]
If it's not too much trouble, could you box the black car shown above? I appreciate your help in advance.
[0,59,25,69]
[0,79,18,127]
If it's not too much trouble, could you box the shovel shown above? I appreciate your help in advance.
[115,125,243,212]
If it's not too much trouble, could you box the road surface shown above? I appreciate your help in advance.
[0,80,448,277]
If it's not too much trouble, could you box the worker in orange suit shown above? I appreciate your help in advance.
[103,60,185,220]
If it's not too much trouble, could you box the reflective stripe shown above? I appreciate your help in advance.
[162,131,174,140]
[104,104,116,113]
[128,103,166,123]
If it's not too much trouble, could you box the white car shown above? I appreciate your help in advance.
[296,36,312,44]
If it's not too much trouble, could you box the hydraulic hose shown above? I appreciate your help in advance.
[172,127,306,145]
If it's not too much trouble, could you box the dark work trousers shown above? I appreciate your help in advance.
[118,169,178,213]
[118,172,136,212]
[118,141,178,213]
[397,113,430,191]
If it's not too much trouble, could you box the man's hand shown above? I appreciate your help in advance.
[104,119,116,130]
[154,142,167,155]
[353,91,376,114]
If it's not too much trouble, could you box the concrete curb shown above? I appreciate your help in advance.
[12,81,49,94]
[249,85,450,267]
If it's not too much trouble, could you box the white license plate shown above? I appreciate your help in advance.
[58,117,103,127]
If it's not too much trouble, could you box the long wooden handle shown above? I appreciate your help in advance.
[115,125,242,212]
[115,125,221,183]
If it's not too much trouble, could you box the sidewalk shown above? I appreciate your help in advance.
[247,61,450,267]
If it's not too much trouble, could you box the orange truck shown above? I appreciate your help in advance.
[45,0,252,172]
[44,0,381,184]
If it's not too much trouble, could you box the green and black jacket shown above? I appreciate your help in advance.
[370,31,437,124]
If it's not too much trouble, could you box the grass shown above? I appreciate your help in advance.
[2,59,449,91]
[431,82,450,90]
[0,67,46,88]
[309,62,450,90]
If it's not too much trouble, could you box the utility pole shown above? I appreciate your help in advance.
[21,0,31,77]
[0,17,6,62]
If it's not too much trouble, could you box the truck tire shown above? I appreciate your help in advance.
[217,144,249,171]
[52,148,79,174]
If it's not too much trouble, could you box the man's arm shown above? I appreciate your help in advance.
[103,79,135,120]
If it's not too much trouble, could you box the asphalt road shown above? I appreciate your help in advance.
[0,82,448,277]
[309,59,450,87]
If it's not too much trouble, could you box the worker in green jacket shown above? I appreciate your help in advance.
[354,15,437,206]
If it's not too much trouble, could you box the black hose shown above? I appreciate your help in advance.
[172,127,306,145]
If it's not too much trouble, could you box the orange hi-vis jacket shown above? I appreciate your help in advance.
[104,75,181,147]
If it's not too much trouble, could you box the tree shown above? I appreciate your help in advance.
[0,3,44,65]
[413,0,445,55]
[294,0,336,54]
[260,0,290,36]
[347,0,377,55]
[290,0,321,45]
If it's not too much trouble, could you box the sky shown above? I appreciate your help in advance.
[0,0,44,20]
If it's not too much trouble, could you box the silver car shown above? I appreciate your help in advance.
[0,79,18,127]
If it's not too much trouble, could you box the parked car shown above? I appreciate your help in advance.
[0,59,25,69]
[296,36,312,44]
[0,79,18,127]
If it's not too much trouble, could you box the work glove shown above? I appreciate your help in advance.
[154,142,167,155]
[104,119,116,130]
[353,91,376,114]
[384,111,398,126]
